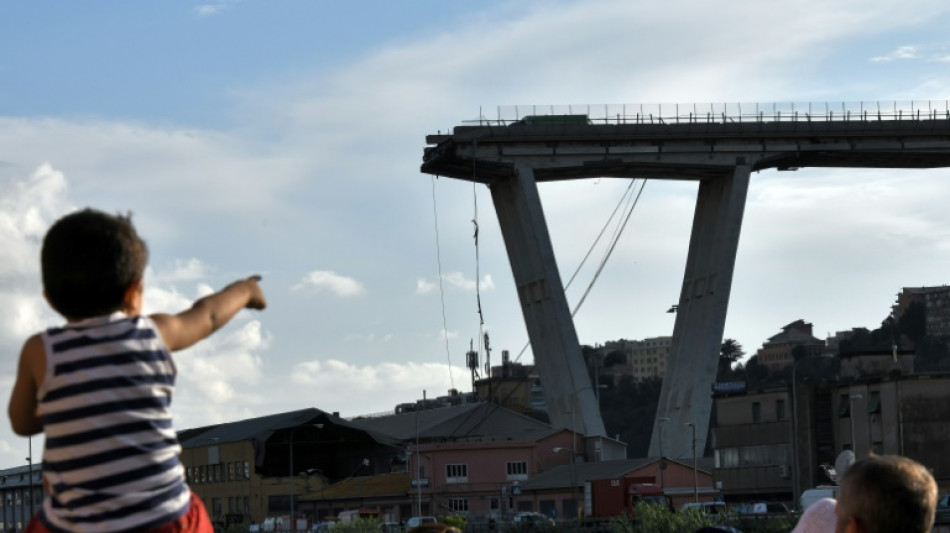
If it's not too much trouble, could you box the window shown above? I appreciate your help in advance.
[507,461,528,481]
[228,462,235,481]
[837,393,851,417]
[752,402,761,423]
[868,391,881,414]
[776,399,786,421]
[243,461,250,479]
[448,498,469,512]
[446,464,468,483]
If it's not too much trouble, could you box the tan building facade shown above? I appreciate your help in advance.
[712,359,950,507]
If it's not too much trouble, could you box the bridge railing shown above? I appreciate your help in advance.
[468,101,950,126]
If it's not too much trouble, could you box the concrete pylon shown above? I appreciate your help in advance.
[649,163,751,460]
[489,164,605,438]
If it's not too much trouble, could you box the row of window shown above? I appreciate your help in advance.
[716,444,789,468]
[751,399,786,423]
[210,496,249,518]
[186,461,251,485]
[443,461,527,484]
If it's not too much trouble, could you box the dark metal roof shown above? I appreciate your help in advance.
[346,402,559,443]
[177,407,400,449]
[0,464,41,490]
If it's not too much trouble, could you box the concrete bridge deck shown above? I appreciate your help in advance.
[420,101,950,464]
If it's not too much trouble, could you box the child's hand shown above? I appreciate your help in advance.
[243,275,267,310]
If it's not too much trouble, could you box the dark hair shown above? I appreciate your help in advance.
[41,208,148,319]
[840,454,938,533]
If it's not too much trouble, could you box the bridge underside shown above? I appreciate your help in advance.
[421,117,950,460]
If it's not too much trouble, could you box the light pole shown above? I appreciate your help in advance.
[657,417,669,491]
[289,424,323,532]
[790,356,807,503]
[553,447,576,519]
[686,422,698,503]
[27,435,34,518]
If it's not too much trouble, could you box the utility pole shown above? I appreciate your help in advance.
[657,417,669,491]
[687,422,698,503]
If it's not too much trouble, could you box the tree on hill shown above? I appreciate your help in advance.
[599,375,662,457]
[717,338,745,380]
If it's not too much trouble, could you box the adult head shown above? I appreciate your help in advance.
[42,208,148,319]
[835,454,937,533]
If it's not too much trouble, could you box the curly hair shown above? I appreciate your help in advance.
[41,208,148,319]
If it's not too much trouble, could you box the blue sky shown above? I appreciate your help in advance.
[2,0,950,466]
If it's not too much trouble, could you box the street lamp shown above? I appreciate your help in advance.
[686,422,698,503]
[657,417,669,491]
[289,424,324,532]
[27,435,34,518]
[790,356,808,503]
[553,447,577,519]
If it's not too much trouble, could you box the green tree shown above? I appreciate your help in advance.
[603,350,626,367]
[599,376,662,457]
[718,338,745,380]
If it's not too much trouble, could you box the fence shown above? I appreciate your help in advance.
[469,101,950,126]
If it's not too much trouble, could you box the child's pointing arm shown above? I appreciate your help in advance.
[152,275,267,352]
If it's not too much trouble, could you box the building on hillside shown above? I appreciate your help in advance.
[894,285,950,337]
[625,337,672,382]
[711,350,950,507]
[755,320,826,372]
[472,357,540,416]
[596,336,672,384]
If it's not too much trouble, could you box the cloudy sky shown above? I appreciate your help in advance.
[2,0,950,467]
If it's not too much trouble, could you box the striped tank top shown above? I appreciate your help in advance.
[36,312,190,533]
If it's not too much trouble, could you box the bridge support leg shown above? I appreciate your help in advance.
[649,163,751,461]
[489,165,606,438]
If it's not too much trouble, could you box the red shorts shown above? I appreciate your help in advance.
[25,491,214,533]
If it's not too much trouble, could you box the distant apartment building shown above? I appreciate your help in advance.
[600,336,671,383]
[894,285,950,337]
[754,320,825,372]
[711,349,950,506]
[473,355,544,417]
[628,336,672,381]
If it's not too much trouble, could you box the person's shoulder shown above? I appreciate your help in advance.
[21,333,46,356]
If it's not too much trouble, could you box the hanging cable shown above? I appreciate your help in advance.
[472,140,488,373]
[570,179,647,316]
[431,175,455,390]
[513,178,646,363]
[455,177,648,439]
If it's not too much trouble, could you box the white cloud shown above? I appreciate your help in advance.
[293,270,366,297]
[418,272,495,294]
[151,258,212,284]
[177,320,269,395]
[193,1,237,17]
[0,165,73,367]
[871,45,920,62]
[287,359,467,415]
[416,278,437,295]
[344,332,395,343]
